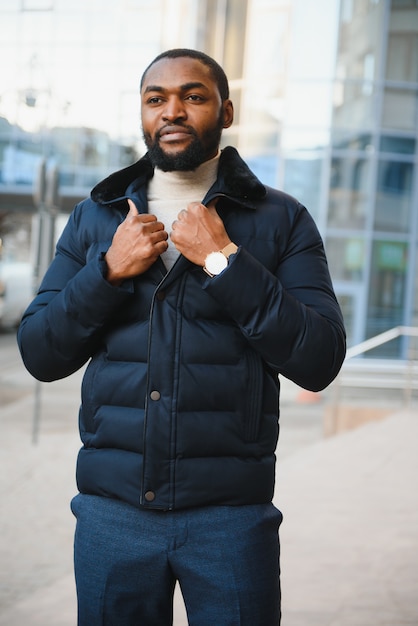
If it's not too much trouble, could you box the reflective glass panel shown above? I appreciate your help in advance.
[414,242,418,327]
[374,159,413,232]
[328,156,370,228]
[382,88,418,132]
[325,237,366,282]
[331,131,373,150]
[386,32,418,82]
[282,156,323,220]
[332,80,377,130]
[379,136,416,154]
[366,239,408,355]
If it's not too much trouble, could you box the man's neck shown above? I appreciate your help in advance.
[150,151,221,197]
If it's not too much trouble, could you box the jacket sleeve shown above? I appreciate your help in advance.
[204,203,346,392]
[17,203,133,382]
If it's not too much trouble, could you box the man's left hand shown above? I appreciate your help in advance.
[170,201,231,266]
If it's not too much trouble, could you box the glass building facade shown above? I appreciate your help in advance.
[0,0,417,357]
[327,0,418,356]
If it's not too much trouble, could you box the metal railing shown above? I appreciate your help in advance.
[328,326,418,435]
[344,326,418,361]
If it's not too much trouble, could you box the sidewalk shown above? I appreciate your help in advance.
[0,362,417,625]
[278,408,418,626]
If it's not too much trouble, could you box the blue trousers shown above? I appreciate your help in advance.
[71,494,282,625]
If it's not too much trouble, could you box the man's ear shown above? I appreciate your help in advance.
[222,99,234,129]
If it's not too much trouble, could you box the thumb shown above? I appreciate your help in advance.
[127,199,139,216]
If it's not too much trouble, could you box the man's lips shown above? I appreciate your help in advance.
[158,126,193,143]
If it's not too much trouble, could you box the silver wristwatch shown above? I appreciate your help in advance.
[203,243,238,277]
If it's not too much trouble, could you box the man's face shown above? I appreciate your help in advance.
[141,57,233,171]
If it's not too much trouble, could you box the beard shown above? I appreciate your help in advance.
[143,116,224,172]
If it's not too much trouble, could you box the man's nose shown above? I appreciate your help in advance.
[162,97,186,122]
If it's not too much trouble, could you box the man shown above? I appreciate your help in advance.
[18,49,346,625]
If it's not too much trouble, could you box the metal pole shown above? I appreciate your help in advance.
[31,160,60,444]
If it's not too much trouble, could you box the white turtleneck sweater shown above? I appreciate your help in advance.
[147,152,220,271]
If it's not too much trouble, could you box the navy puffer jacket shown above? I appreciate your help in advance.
[18,147,345,511]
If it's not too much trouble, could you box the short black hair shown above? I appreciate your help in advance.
[140,48,230,100]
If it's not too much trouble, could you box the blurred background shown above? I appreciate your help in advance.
[0,0,417,358]
[0,2,418,624]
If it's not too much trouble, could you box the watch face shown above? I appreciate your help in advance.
[205,251,228,275]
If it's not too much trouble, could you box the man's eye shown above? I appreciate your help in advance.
[186,94,203,101]
[147,97,162,104]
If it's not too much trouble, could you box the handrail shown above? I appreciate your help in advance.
[345,326,418,360]
[328,326,418,436]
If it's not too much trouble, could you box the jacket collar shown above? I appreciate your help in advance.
[91,146,266,209]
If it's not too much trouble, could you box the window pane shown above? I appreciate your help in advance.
[325,237,366,282]
[332,81,377,130]
[386,33,418,82]
[374,160,413,232]
[366,240,408,355]
[382,88,418,132]
[245,154,279,189]
[391,0,417,7]
[379,135,416,154]
[414,242,418,327]
[223,0,248,80]
[328,156,370,228]
[283,156,323,220]
[331,132,373,150]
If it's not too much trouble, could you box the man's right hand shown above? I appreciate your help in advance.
[105,199,168,285]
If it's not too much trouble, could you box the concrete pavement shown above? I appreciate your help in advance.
[0,341,417,625]
[278,408,418,626]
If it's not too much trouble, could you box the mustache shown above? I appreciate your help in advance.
[156,124,198,140]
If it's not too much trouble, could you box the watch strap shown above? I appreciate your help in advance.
[221,242,238,259]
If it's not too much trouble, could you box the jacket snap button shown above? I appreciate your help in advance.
[150,390,161,401]
[156,291,165,301]
[145,491,155,502]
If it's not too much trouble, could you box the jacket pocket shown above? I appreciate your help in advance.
[243,350,264,442]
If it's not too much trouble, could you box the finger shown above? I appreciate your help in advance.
[127,199,139,216]
[186,201,205,212]
[177,209,188,221]
[151,228,169,242]
[140,214,158,223]
[143,220,166,233]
